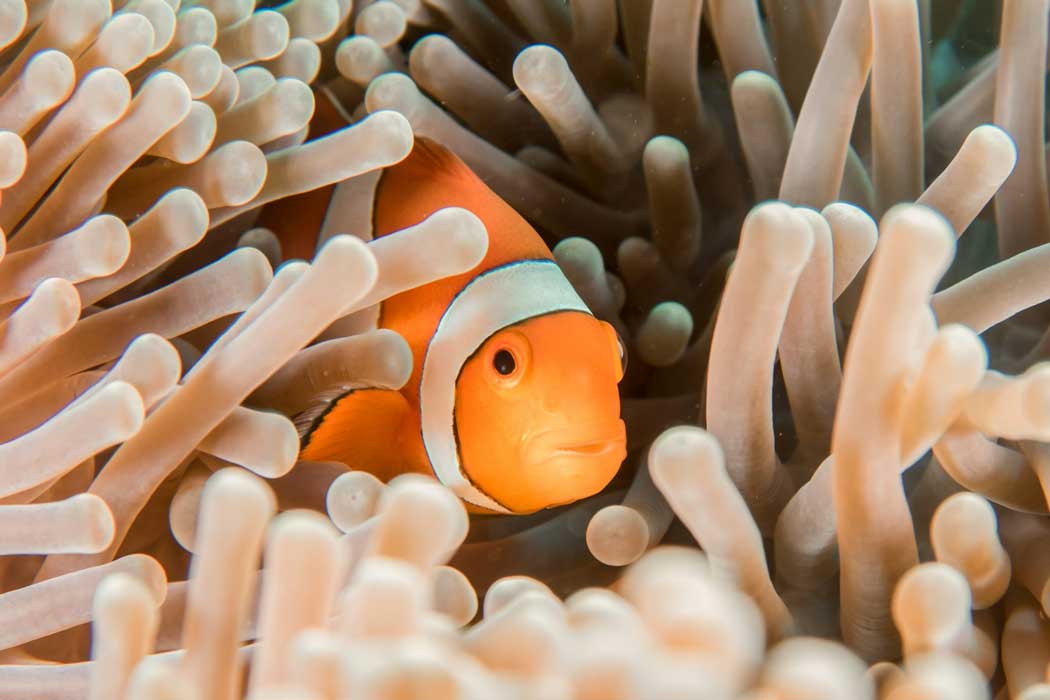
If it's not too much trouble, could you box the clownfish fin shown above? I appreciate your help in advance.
[298,387,412,482]
[389,136,484,189]
[292,387,357,439]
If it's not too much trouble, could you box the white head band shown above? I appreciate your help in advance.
[418,259,591,513]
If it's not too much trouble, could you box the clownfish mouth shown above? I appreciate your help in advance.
[558,439,617,456]
[523,421,627,466]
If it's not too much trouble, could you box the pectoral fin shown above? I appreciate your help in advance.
[298,388,412,482]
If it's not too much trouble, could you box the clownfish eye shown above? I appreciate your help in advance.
[493,349,517,376]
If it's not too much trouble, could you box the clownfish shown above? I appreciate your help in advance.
[262,92,627,514]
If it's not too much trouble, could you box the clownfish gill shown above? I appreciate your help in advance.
[261,89,627,515]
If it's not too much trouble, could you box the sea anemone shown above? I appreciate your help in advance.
[0,0,1043,698]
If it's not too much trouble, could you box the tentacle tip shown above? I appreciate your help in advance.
[586,505,650,567]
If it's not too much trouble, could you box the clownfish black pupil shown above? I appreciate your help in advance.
[493,349,516,376]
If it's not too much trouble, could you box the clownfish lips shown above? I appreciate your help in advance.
[523,421,628,466]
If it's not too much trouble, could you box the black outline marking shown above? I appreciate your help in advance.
[370,168,387,242]
[449,308,584,513]
[418,259,554,459]
[416,258,594,511]
[299,387,358,449]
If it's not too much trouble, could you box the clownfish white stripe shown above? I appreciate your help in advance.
[419,259,592,512]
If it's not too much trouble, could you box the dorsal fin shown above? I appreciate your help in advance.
[392,136,485,188]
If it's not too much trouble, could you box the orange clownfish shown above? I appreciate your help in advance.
[264,93,627,514]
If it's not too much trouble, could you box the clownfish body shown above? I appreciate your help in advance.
[265,93,626,514]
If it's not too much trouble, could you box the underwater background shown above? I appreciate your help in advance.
[0,0,1045,698]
